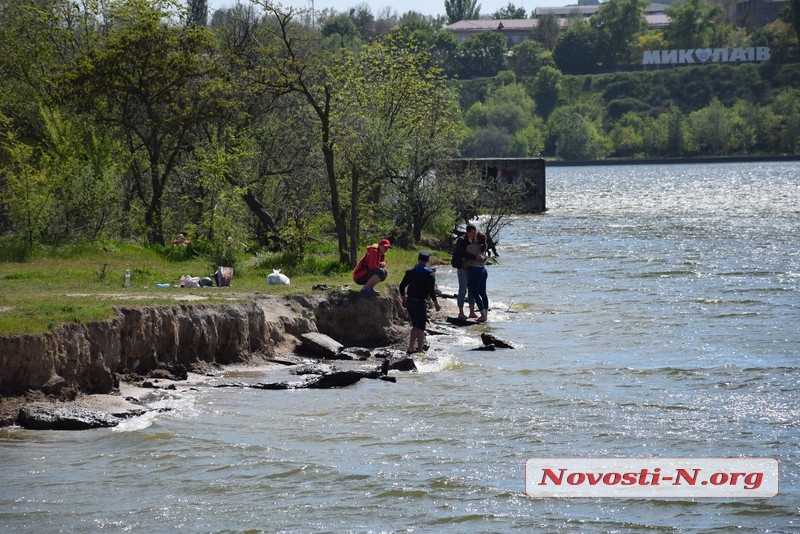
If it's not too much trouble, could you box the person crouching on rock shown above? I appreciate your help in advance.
[352,238,391,295]
[399,251,441,354]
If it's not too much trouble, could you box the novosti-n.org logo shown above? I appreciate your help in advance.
[525,458,778,498]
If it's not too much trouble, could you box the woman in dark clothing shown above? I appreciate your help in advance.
[464,232,489,322]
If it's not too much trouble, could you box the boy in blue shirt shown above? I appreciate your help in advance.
[399,252,441,353]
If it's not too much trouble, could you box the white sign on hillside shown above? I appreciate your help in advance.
[643,47,771,65]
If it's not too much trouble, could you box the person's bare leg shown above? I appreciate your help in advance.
[364,274,380,290]
[407,328,417,353]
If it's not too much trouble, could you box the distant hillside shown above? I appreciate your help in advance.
[455,62,800,159]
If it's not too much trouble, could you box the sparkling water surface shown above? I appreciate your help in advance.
[1,162,798,533]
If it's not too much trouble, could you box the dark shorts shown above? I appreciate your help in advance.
[354,268,388,286]
[406,298,427,329]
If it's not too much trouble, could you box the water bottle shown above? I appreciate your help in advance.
[125,269,131,287]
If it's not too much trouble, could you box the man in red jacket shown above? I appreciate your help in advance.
[352,238,391,295]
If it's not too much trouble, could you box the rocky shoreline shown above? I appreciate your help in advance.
[0,286,457,430]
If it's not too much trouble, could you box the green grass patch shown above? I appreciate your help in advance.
[0,241,450,335]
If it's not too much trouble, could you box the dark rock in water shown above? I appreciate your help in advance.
[425,327,447,336]
[372,348,403,359]
[215,356,415,390]
[386,355,417,372]
[300,332,344,359]
[480,333,515,349]
[306,370,366,388]
[251,368,369,390]
[472,344,496,351]
[446,316,479,326]
[370,349,418,371]
[267,354,315,366]
[289,363,338,376]
[338,347,372,361]
[18,403,121,430]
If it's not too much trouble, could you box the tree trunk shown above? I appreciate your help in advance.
[241,189,284,246]
[348,165,360,267]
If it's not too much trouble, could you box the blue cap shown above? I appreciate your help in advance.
[418,251,430,261]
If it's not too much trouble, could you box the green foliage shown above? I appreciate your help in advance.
[2,0,799,266]
[531,66,563,120]
[609,112,645,157]
[492,3,528,20]
[508,40,548,78]
[549,108,606,160]
[59,0,228,245]
[533,13,560,51]
[254,251,349,277]
[445,0,481,24]
[0,237,33,262]
[591,0,648,67]
[607,97,651,120]
[0,115,53,248]
[664,0,723,49]
[553,20,598,74]
[454,31,508,79]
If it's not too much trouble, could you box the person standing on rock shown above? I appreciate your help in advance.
[464,232,489,323]
[399,251,441,354]
[451,224,479,319]
[353,238,391,295]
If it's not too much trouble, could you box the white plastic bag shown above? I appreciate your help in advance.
[267,269,290,285]
[180,275,201,288]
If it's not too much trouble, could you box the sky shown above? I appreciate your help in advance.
[207,0,566,20]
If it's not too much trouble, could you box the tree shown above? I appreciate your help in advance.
[350,3,377,39]
[0,0,109,244]
[553,19,599,74]
[208,5,327,254]
[492,2,527,19]
[508,39,547,78]
[532,66,562,120]
[321,13,362,49]
[460,78,536,157]
[252,5,353,263]
[688,97,744,155]
[508,119,546,157]
[763,19,800,63]
[534,13,561,50]
[255,4,461,263]
[549,110,603,160]
[334,39,461,244]
[0,114,53,248]
[609,112,645,157]
[772,88,800,153]
[664,0,723,49]
[591,0,648,67]
[455,31,507,79]
[785,0,800,40]
[61,0,229,245]
[645,107,690,157]
[37,108,124,240]
[473,124,512,156]
[483,82,535,134]
[187,0,208,26]
[389,18,458,70]
[445,0,481,24]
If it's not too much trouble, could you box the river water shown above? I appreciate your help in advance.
[1,162,798,533]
